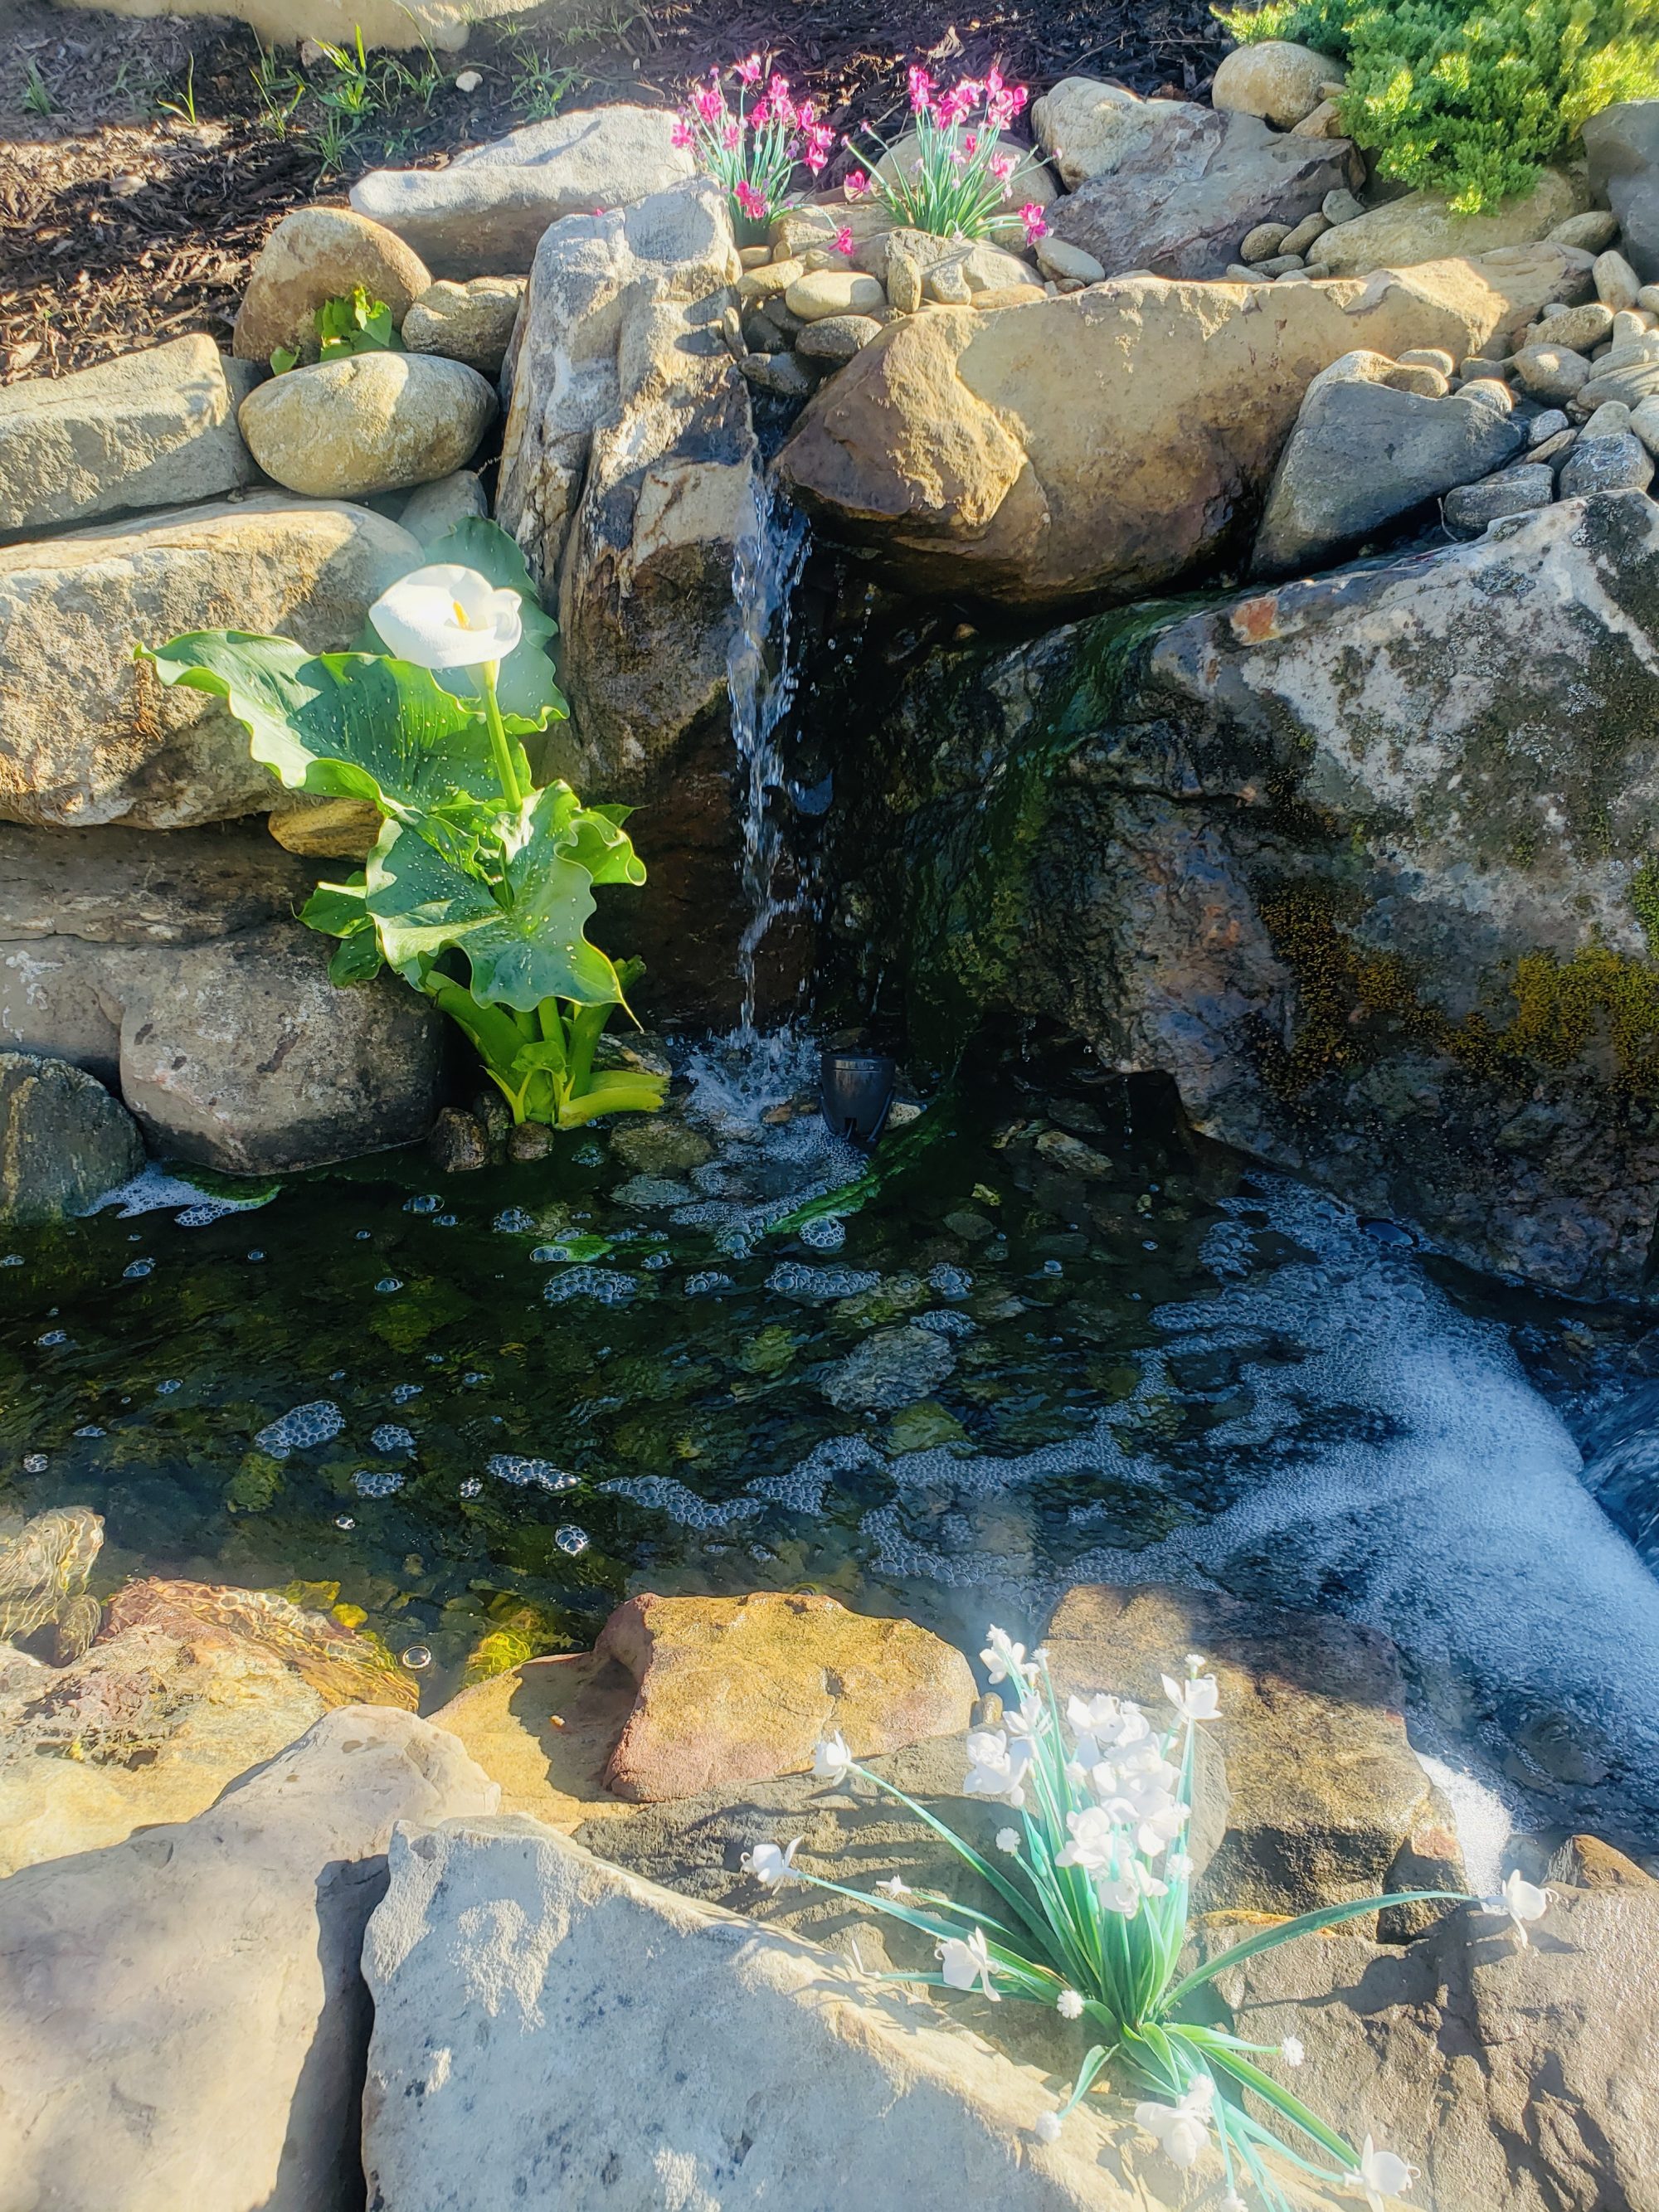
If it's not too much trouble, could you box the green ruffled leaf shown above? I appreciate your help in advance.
[144,633,531,821]
[365,785,632,1009]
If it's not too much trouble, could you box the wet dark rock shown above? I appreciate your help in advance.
[861,489,1659,1297]
[0,1053,142,1223]
[427,1107,491,1172]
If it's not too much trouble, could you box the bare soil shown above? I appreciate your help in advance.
[0,0,1228,384]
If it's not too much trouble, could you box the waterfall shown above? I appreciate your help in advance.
[727,481,810,1039]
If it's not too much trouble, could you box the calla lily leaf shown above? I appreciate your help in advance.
[365,789,630,1009]
[144,633,533,818]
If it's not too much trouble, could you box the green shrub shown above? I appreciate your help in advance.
[1214,0,1659,211]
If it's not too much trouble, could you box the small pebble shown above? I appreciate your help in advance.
[1594,249,1642,313]
[1527,408,1571,446]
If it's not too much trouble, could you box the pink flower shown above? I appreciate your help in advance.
[671,115,693,148]
[844,168,870,197]
[989,152,1014,182]
[962,131,979,155]
[735,179,768,220]
[907,65,935,114]
[805,124,834,173]
[735,51,763,84]
[692,83,723,123]
[834,224,854,253]
[722,120,741,148]
[1019,201,1048,242]
[766,73,796,129]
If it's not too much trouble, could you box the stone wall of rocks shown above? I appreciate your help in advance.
[0,105,734,1203]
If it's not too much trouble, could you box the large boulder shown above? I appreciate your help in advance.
[0,822,316,1080]
[56,0,527,50]
[428,1649,644,1831]
[1044,100,1358,280]
[1582,100,1659,281]
[351,106,697,277]
[1308,168,1590,277]
[361,1817,1289,2211]
[496,179,764,1018]
[1252,348,1525,575]
[861,489,1659,1297]
[116,925,444,1172]
[0,495,421,829]
[1219,1880,1659,2211]
[0,336,261,536]
[0,1052,141,1222]
[231,206,432,362]
[0,1707,498,2212]
[775,246,1588,610]
[1044,1584,1464,1918]
[237,351,497,498]
[593,1590,977,1800]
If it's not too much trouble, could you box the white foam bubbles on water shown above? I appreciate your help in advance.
[870,1180,1659,1830]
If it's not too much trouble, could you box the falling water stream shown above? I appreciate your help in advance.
[726,482,811,1038]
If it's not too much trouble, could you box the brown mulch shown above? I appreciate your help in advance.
[1,0,1229,386]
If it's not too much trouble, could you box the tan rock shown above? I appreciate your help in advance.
[1594,245,1643,309]
[232,205,431,363]
[973,283,1049,309]
[1307,168,1590,275]
[1032,75,1173,190]
[57,0,528,51]
[267,796,383,858]
[737,255,805,304]
[1531,299,1616,350]
[0,495,421,830]
[0,1621,324,1878]
[785,268,887,320]
[1223,1884,1659,2212]
[1035,235,1106,284]
[1511,341,1595,401]
[1550,1831,1657,1888]
[1290,96,1341,138]
[776,246,1588,608]
[401,275,524,375]
[594,1591,978,1801]
[769,201,895,260]
[1045,1583,1460,1914]
[105,1578,417,1709]
[429,1650,641,1829]
[0,336,261,536]
[1212,39,1344,130]
[1551,208,1623,251]
[0,1707,499,2212]
[238,351,496,498]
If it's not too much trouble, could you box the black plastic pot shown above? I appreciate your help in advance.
[820,1049,897,1150]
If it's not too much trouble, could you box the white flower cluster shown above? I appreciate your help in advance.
[968,1632,1219,1923]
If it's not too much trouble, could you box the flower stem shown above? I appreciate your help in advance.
[477,660,523,809]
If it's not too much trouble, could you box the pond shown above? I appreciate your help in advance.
[6,1023,1659,1857]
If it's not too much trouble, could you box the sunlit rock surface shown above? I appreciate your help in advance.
[774,246,1588,610]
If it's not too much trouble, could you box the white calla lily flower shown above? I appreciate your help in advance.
[937,1925,1000,2000]
[1356,2135,1418,2209]
[370,564,524,670]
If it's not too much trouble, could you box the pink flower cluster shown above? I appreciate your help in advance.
[674,54,835,226]
[906,64,1029,132]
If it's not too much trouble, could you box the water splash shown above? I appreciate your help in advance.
[727,482,810,1037]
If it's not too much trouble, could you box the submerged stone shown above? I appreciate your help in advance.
[819,1323,957,1411]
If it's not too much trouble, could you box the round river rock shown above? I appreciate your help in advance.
[237,353,497,499]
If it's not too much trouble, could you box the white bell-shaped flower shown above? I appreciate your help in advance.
[937,1925,1000,2001]
[741,1835,801,1889]
[1133,2076,1214,2170]
[1357,2135,1418,2210]
[812,1731,854,1786]
[370,563,524,670]
[1485,1869,1551,1946]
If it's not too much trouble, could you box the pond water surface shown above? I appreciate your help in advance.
[4,1029,1659,1864]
